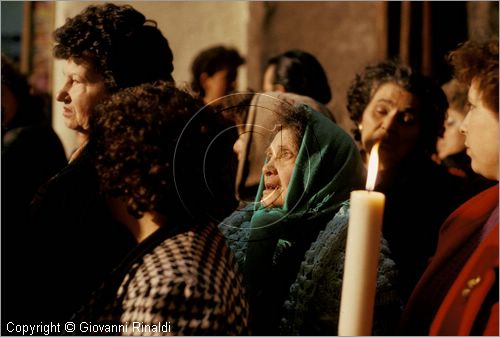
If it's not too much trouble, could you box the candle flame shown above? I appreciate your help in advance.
[366,142,380,191]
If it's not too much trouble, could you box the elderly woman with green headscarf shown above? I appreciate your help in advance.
[219,93,401,335]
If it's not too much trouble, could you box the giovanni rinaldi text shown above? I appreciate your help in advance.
[6,321,172,335]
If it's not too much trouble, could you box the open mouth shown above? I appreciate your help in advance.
[264,183,280,190]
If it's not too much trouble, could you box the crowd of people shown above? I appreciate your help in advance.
[2,3,498,336]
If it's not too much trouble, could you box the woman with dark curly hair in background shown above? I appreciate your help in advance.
[346,61,465,304]
[70,81,249,335]
[13,3,176,325]
[400,38,499,336]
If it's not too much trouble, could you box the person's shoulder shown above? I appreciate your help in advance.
[126,223,249,334]
[150,222,238,272]
[30,149,99,210]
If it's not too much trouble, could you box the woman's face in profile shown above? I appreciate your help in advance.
[56,58,108,133]
[359,82,420,170]
[261,128,298,208]
[436,108,466,160]
[233,126,246,162]
[460,79,499,181]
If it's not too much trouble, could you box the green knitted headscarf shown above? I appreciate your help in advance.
[244,103,365,329]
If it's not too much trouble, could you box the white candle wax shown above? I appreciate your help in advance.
[338,190,385,336]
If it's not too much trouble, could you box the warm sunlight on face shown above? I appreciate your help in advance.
[261,128,298,208]
[56,59,107,133]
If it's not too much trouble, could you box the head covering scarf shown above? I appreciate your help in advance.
[241,96,365,333]
[235,92,334,201]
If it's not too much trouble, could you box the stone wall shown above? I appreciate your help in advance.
[247,2,387,133]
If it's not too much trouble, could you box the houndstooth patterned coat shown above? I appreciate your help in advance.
[72,222,250,336]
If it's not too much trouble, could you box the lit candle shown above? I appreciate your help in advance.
[338,142,386,336]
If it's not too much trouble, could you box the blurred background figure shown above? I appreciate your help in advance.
[1,54,67,225]
[263,49,334,121]
[190,45,245,104]
[435,78,495,198]
[1,54,67,323]
[436,79,469,162]
[1,54,67,210]
[346,60,465,303]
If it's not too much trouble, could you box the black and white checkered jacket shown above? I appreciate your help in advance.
[72,222,250,336]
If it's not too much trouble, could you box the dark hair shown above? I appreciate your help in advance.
[346,60,448,155]
[216,92,256,126]
[53,3,174,92]
[267,50,332,104]
[1,54,46,128]
[190,45,245,97]
[448,38,499,114]
[90,81,232,221]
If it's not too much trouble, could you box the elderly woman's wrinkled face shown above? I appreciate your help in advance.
[56,59,107,133]
[261,128,298,208]
[360,82,420,170]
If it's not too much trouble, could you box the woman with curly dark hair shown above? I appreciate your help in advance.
[70,81,249,335]
[346,61,465,304]
[20,3,175,323]
[401,38,499,336]
[53,3,174,137]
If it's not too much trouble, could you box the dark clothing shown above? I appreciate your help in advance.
[441,150,496,200]
[378,154,466,303]
[1,124,67,226]
[11,147,135,324]
[73,222,250,335]
[2,124,67,323]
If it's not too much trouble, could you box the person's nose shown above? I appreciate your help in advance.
[381,110,398,133]
[459,111,470,135]
[56,83,70,104]
[233,137,243,156]
[262,157,277,176]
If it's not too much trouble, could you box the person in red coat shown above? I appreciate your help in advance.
[400,38,498,335]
